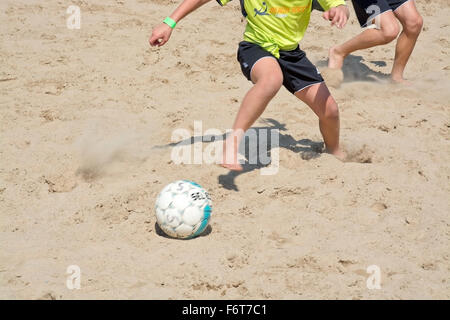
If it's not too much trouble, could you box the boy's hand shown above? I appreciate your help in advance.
[323,5,349,29]
[149,23,173,47]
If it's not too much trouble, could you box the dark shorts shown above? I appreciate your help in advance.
[311,0,325,12]
[237,41,324,94]
[351,0,411,27]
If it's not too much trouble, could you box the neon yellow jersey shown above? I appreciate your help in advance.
[217,0,346,58]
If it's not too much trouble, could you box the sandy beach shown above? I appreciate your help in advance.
[0,0,449,299]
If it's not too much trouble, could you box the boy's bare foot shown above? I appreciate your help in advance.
[390,76,411,85]
[220,136,243,171]
[328,46,346,69]
[327,148,347,162]
[220,163,243,171]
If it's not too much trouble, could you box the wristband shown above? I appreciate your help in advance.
[163,17,177,29]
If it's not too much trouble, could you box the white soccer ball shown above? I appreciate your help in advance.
[155,180,212,239]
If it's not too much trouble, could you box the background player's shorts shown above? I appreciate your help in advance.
[237,41,324,94]
[352,0,411,27]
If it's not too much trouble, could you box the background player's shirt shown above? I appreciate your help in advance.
[217,0,346,57]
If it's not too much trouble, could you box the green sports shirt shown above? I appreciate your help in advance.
[216,0,346,58]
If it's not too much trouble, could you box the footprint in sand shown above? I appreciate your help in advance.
[44,174,77,193]
[342,144,375,164]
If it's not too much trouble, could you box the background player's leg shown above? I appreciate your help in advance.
[294,83,345,160]
[222,57,283,171]
[328,10,399,69]
[391,1,423,82]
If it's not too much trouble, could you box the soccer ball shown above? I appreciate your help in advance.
[155,180,212,239]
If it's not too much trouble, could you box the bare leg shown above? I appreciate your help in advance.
[294,82,345,160]
[391,1,423,82]
[328,10,399,69]
[221,57,283,171]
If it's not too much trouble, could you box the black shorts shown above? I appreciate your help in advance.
[311,0,325,12]
[351,0,411,27]
[237,41,324,94]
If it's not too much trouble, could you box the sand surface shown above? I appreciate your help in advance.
[0,0,449,299]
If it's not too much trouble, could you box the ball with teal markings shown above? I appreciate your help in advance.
[155,180,212,239]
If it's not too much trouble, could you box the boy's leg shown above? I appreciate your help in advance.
[328,10,399,69]
[391,0,423,82]
[222,57,283,171]
[294,83,345,160]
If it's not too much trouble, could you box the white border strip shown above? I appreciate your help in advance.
[293,81,324,94]
[363,9,392,28]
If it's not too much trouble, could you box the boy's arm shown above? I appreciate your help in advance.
[149,0,212,47]
[318,0,350,29]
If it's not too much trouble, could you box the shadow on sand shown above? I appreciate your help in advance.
[317,54,390,83]
[153,118,324,191]
[155,222,212,239]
